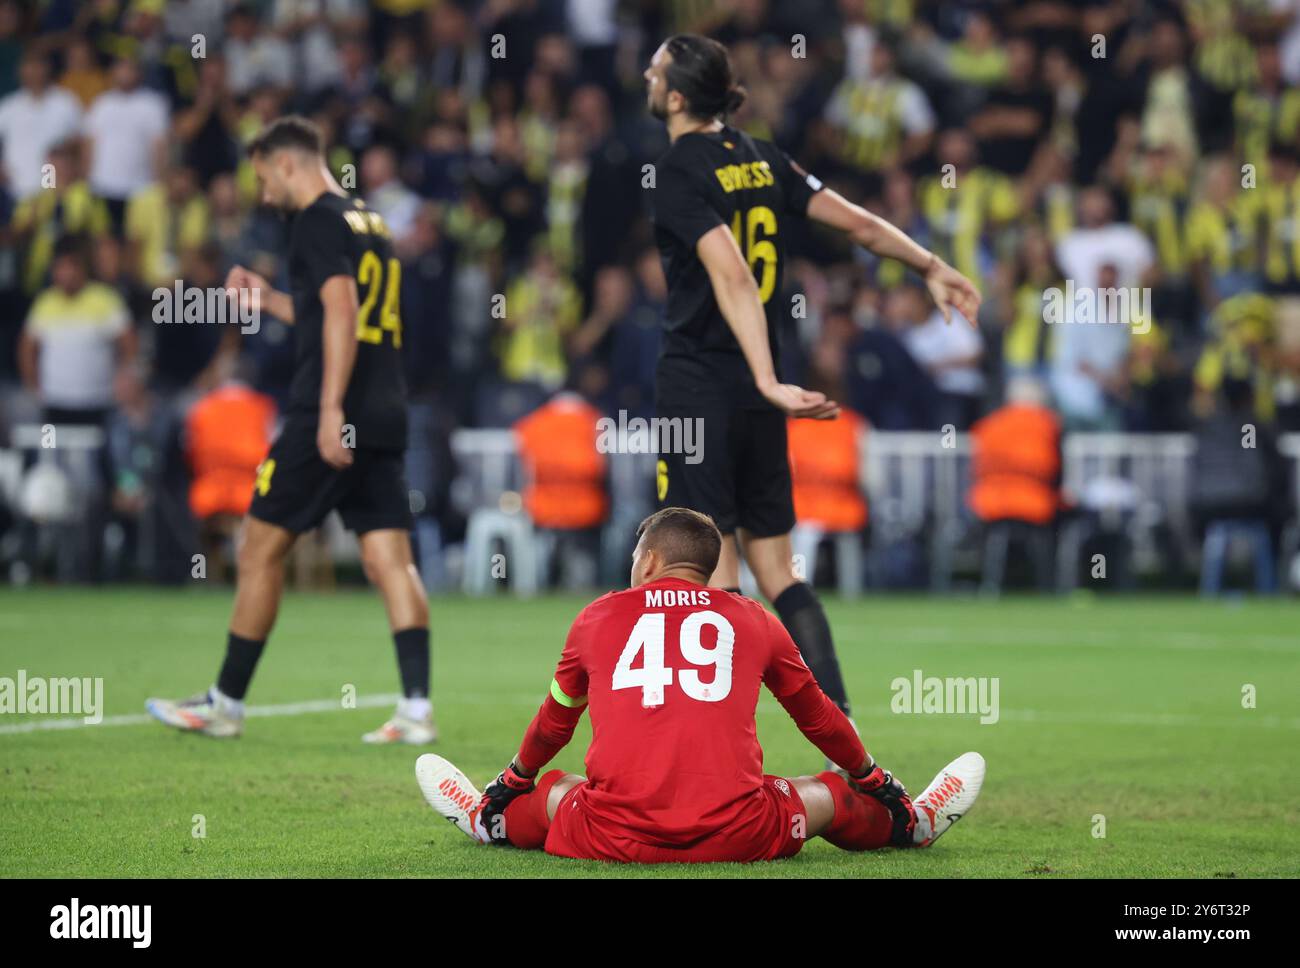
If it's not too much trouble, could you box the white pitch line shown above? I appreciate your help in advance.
[0,693,401,735]
[4,690,1296,735]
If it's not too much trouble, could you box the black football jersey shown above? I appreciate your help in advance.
[286,192,408,450]
[649,126,823,408]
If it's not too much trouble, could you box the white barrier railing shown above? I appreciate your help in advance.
[10,425,1292,527]
[448,427,522,505]
[451,429,1300,537]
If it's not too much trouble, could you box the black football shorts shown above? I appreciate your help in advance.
[248,418,413,535]
[655,404,794,537]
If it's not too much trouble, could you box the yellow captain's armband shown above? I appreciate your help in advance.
[550,678,587,708]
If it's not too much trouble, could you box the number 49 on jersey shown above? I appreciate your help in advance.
[612,610,735,707]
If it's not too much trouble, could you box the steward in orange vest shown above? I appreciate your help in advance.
[788,409,869,531]
[513,393,609,530]
[186,383,276,520]
[968,397,1061,526]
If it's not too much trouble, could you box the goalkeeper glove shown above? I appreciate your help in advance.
[850,763,916,847]
[478,762,535,845]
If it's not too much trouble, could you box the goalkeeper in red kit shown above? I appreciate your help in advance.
[416,508,985,863]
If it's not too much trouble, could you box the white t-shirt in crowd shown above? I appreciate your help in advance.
[1055,223,1154,291]
[84,86,169,200]
[24,282,130,410]
[903,309,985,396]
[566,0,618,47]
[0,85,83,198]
[369,180,421,242]
[225,35,295,96]
[1269,0,1300,85]
[271,0,361,92]
[1050,318,1131,425]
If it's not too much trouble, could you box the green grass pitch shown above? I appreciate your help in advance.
[1,588,1297,878]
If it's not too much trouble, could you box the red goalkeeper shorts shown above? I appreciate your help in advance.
[544,775,808,864]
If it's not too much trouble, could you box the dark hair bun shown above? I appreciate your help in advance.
[665,34,746,120]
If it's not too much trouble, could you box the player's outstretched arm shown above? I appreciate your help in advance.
[806,189,982,326]
[479,610,591,840]
[777,679,916,844]
[224,264,294,324]
[478,684,586,842]
[696,225,839,419]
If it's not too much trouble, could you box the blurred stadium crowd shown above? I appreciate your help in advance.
[0,0,1298,590]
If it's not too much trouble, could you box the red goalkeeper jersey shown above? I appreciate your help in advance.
[531,576,865,847]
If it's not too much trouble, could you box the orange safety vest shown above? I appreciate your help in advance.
[186,385,276,519]
[967,403,1061,525]
[514,396,609,530]
[788,409,868,531]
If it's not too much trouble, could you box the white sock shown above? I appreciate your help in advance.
[210,686,245,719]
[398,697,431,721]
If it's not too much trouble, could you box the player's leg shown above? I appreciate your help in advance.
[734,408,853,716]
[357,527,436,744]
[708,532,741,589]
[340,449,436,744]
[792,773,899,851]
[490,770,584,849]
[546,774,584,817]
[739,529,852,718]
[228,515,297,641]
[146,515,297,737]
[415,753,583,849]
[791,751,987,851]
[658,404,739,591]
[360,528,428,629]
[147,422,348,736]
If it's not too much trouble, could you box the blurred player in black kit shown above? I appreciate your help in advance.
[147,117,435,744]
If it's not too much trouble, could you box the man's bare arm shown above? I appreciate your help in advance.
[695,224,839,419]
[473,691,585,842]
[316,274,359,469]
[224,265,294,323]
[807,188,982,324]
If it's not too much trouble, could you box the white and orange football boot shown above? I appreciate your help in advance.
[415,753,490,843]
[145,689,243,738]
[911,751,986,847]
[363,702,438,745]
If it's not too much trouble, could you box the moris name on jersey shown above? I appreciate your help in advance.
[713,160,775,193]
[645,587,713,607]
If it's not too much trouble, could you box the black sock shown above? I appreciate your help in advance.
[772,582,851,716]
[216,633,266,701]
[393,627,430,699]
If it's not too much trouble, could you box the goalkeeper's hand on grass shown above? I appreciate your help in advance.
[478,762,535,845]
[851,763,916,847]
